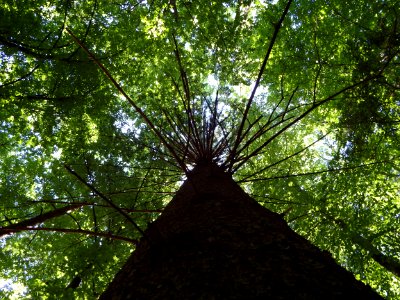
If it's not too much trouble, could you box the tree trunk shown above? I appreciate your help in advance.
[100,163,382,299]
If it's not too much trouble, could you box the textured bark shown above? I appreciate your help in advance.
[100,163,382,299]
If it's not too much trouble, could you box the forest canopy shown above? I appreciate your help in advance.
[0,0,399,298]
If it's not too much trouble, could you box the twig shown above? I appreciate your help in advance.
[1,226,138,244]
[64,164,145,236]
[228,0,293,172]
[232,73,383,172]
[0,204,83,238]
[240,160,388,183]
[65,28,187,172]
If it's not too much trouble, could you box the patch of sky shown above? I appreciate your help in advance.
[259,0,279,6]
[206,73,269,99]
[0,55,15,84]
[114,109,140,136]
[303,131,336,166]
[0,278,27,300]
[289,15,302,30]
[205,72,271,122]
[39,4,58,17]
[51,146,62,160]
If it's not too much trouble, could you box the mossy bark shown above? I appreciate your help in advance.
[100,163,382,299]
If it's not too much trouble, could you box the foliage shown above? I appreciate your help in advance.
[0,0,399,298]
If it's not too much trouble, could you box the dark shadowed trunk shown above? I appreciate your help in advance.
[100,162,382,299]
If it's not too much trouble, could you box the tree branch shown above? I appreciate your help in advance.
[1,226,138,245]
[65,28,187,172]
[237,133,329,182]
[228,0,293,172]
[240,160,388,183]
[329,216,400,278]
[64,164,145,236]
[0,203,83,238]
[232,73,384,172]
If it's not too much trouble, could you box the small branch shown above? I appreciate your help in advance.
[65,28,187,172]
[0,204,83,238]
[1,226,138,245]
[133,168,151,205]
[327,215,400,278]
[281,86,298,120]
[312,22,322,104]
[229,0,293,172]
[0,64,40,88]
[232,73,383,171]
[250,194,303,205]
[241,160,389,183]
[237,133,329,182]
[64,164,145,236]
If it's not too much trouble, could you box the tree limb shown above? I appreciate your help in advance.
[64,164,145,236]
[228,0,293,172]
[1,226,138,245]
[0,203,83,238]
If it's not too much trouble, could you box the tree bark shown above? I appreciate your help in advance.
[100,162,382,299]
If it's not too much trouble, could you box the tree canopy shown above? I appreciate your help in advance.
[0,0,399,298]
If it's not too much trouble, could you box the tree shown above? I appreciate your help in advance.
[99,162,382,299]
[0,0,399,298]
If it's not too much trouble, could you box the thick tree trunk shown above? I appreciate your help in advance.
[100,163,382,299]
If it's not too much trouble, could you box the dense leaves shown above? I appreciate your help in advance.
[1,0,399,298]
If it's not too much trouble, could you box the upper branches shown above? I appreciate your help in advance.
[228,0,294,172]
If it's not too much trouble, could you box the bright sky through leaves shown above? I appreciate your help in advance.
[0,0,399,298]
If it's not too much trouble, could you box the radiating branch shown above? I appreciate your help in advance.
[0,203,83,238]
[171,33,205,162]
[65,28,187,172]
[1,226,138,245]
[237,133,329,182]
[30,199,164,213]
[228,0,293,172]
[0,64,40,88]
[240,160,389,183]
[64,164,145,236]
[232,73,384,172]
